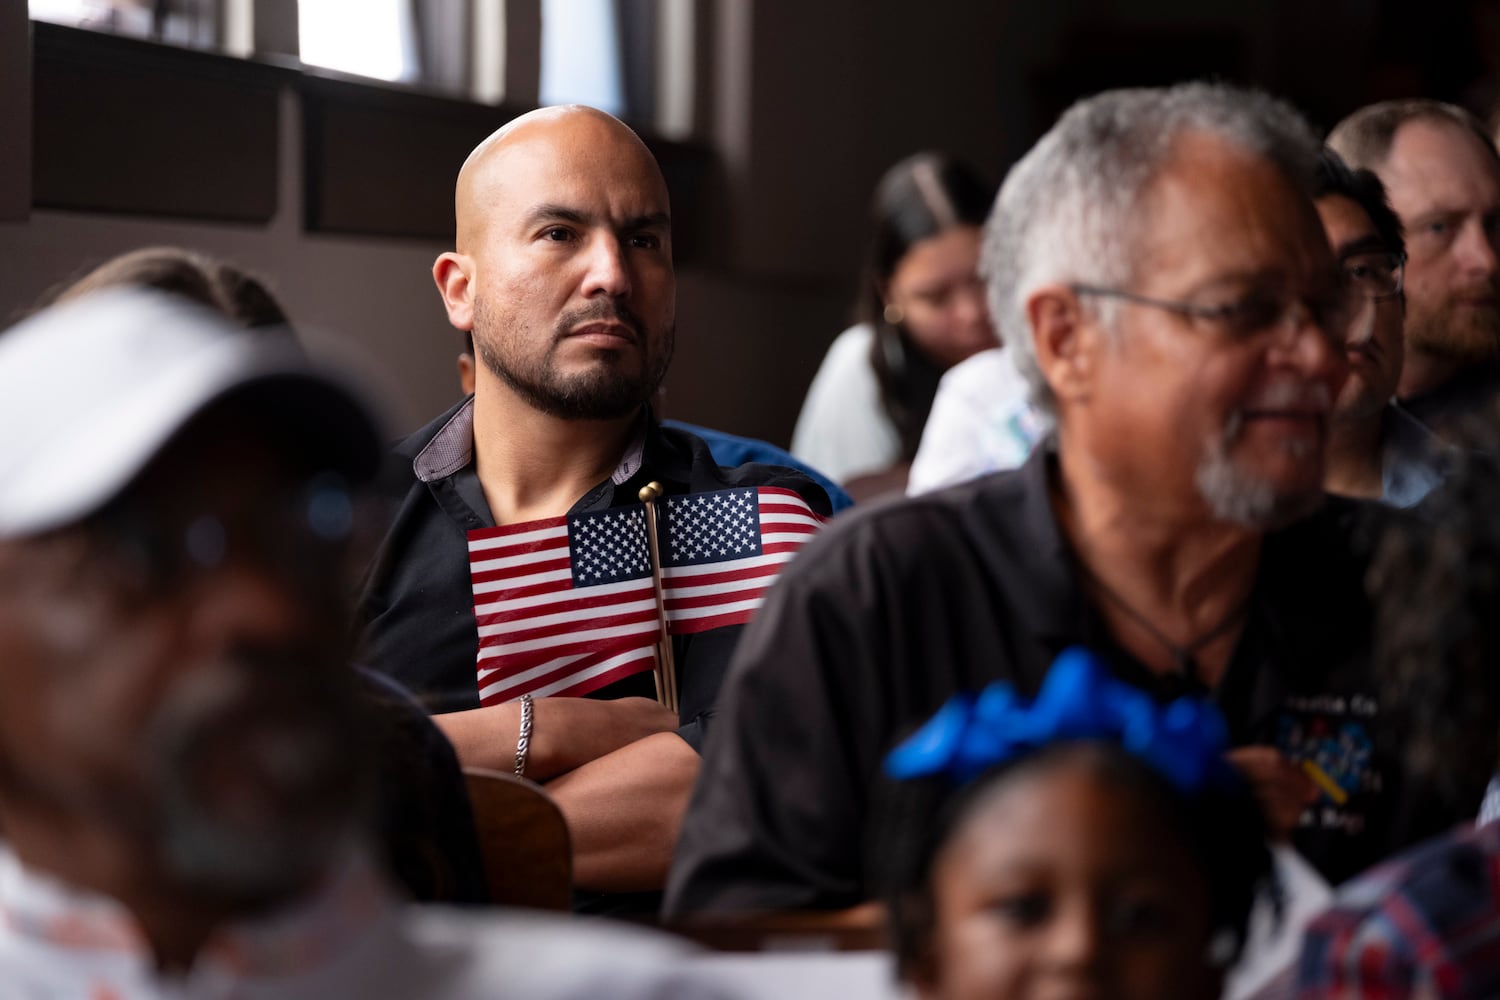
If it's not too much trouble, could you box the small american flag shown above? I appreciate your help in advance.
[661,487,826,634]
[468,506,660,706]
[467,486,825,705]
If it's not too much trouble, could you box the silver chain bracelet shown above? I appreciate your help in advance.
[514,693,534,777]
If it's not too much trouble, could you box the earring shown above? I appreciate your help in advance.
[883,303,905,325]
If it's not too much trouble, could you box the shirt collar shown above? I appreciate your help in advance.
[412,397,477,483]
[610,414,648,486]
[413,395,649,488]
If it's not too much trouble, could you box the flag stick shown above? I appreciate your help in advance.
[638,481,678,714]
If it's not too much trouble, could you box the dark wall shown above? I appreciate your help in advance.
[0,0,30,223]
[4,1,1499,444]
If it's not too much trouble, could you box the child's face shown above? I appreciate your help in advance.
[917,762,1221,1000]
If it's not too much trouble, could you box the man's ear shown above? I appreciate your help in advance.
[433,252,475,331]
[1026,284,1098,405]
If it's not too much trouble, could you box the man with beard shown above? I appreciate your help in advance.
[0,289,713,997]
[667,83,1418,916]
[1329,100,1500,439]
[358,106,830,904]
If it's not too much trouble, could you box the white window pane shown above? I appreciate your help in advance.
[31,0,219,49]
[472,0,506,104]
[30,0,115,24]
[655,0,694,138]
[30,0,154,36]
[540,0,623,116]
[300,0,414,82]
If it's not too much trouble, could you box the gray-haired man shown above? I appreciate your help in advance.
[667,83,1422,915]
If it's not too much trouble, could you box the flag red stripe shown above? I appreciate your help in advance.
[470,555,572,588]
[667,609,757,634]
[758,503,822,518]
[478,607,660,649]
[661,564,779,590]
[480,640,648,691]
[755,486,813,504]
[479,648,656,705]
[762,530,819,543]
[468,516,568,541]
[547,657,659,698]
[481,651,607,694]
[476,589,657,627]
[664,586,770,611]
[471,574,579,605]
[467,535,569,563]
[478,630,658,674]
[658,544,803,582]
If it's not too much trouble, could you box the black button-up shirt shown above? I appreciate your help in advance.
[666,445,1431,914]
[357,398,833,752]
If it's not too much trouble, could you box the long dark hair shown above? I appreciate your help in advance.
[859,154,993,460]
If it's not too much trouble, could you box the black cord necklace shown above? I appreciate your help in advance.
[1078,564,1251,683]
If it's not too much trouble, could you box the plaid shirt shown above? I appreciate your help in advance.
[1295,819,1500,999]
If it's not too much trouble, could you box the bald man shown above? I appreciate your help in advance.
[357,107,830,909]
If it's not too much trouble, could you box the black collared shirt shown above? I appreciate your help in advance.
[665,446,1430,914]
[356,398,833,752]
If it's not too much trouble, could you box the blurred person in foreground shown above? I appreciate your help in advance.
[36,244,490,905]
[0,290,710,998]
[667,82,1429,916]
[791,153,998,497]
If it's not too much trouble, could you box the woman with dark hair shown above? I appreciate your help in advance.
[874,649,1276,1000]
[791,153,997,496]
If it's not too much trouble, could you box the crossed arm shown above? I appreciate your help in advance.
[435,697,697,892]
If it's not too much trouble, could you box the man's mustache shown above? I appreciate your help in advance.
[558,301,644,339]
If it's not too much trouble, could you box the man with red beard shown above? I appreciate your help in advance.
[1329,100,1500,439]
[358,106,830,909]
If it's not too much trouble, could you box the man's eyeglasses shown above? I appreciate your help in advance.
[1340,250,1405,301]
[1069,283,1360,347]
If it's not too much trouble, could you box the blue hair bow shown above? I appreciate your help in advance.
[883,647,1233,792]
